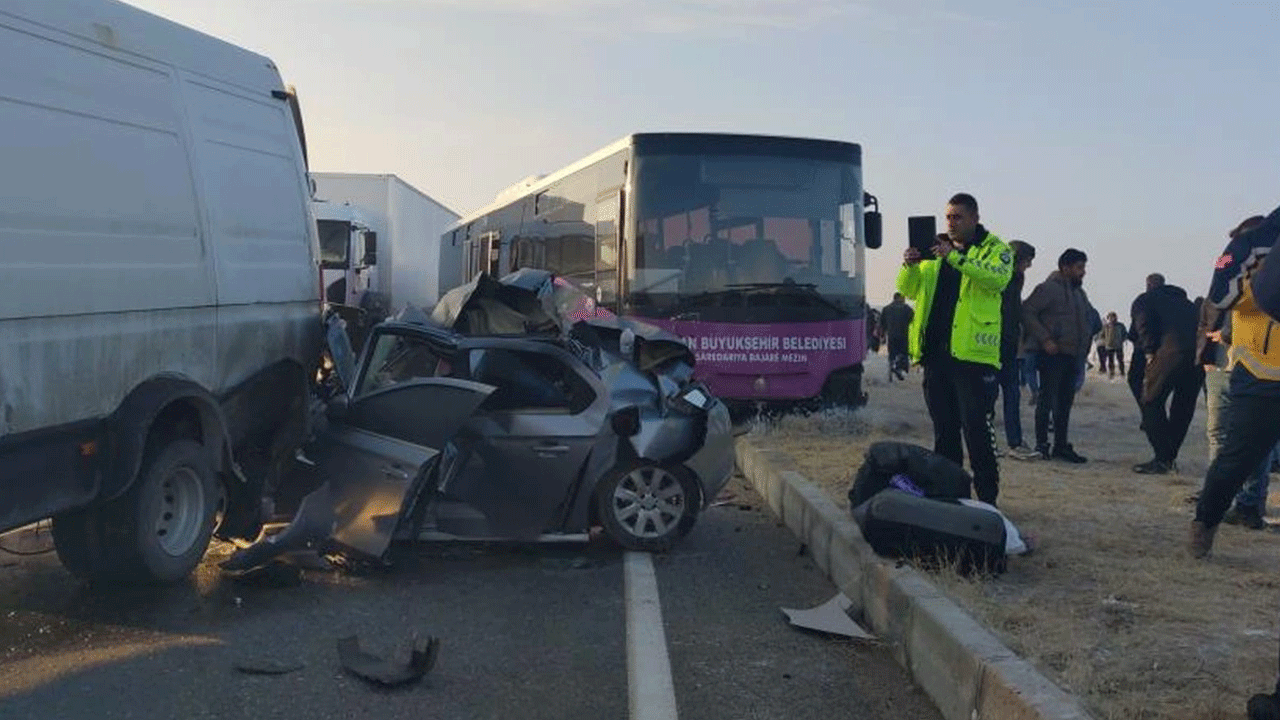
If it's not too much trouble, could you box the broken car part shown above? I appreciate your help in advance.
[337,634,440,688]
[780,593,875,640]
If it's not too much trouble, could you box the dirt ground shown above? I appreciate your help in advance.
[749,353,1280,720]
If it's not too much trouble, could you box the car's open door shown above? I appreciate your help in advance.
[223,328,492,571]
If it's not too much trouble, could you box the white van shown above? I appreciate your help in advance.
[0,0,322,582]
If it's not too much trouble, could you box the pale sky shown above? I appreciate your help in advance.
[126,0,1279,317]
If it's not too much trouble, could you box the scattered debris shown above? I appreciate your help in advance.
[226,560,307,588]
[0,521,55,556]
[1100,595,1139,629]
[235,657,305,676]
[337,634,440,688]
[1101,595,1139,611]
[781,593,875,640]
[220,484,338,573]
[709,492,737,508]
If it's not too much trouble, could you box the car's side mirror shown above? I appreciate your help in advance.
[327,395,350,422]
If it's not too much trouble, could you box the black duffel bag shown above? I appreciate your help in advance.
[847,441,973,508]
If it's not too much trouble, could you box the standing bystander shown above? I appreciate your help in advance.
[1021,249,1096,463]
[1098,312,1127,379]
[993,240,1039,459]
[1131,274,1203,474]
[1232,207,1280,720]
[897,193,1012,505]
[880,293,914,382]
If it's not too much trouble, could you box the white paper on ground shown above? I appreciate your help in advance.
[780,593,875,640]
[956,499,1029,555]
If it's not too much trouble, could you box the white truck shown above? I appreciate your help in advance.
[312,174,460,325]
[0,0,321,583]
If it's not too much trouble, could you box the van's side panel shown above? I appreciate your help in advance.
[180,75,320,391]
[0,16,220,528]
[0,1,320,538]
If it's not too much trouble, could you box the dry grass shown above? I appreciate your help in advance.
[749,354,1280,720]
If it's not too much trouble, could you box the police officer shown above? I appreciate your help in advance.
[898,193,1013,505]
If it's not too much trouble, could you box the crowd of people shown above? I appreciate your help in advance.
[876,193,1280,714]
[875,192,1280,520]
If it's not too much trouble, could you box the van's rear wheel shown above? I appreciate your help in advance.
[53,439,218,584]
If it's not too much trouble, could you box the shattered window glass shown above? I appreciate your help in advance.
[359,333,454,395]
[467,348,594,413]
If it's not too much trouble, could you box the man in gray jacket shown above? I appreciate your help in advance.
[1021,249,1096,463]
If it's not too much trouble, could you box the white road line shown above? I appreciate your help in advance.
[624,551,679,720]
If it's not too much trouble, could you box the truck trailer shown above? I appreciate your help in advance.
[312,173,460,321]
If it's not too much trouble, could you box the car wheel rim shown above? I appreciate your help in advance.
[612,466,685,539]
[154,465,205,557]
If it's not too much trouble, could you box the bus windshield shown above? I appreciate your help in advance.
[630,152,862,318]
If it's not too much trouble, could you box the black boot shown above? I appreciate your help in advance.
[1133,459,1172,475]
[1051,444,1087,464]
[1247,692,1280,719]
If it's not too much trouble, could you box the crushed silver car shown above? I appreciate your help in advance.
[224,270,733,571]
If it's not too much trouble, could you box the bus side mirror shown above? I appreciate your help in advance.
[864,211,882,249]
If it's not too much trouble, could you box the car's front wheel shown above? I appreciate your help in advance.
[596,461,700,552]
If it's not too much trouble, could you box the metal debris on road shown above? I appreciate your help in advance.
[780,593,875,640]
[337,634,440,688]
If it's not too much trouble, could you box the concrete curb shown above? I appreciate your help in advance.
[735,439,1097,720]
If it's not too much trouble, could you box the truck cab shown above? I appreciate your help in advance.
[315,200,380,310]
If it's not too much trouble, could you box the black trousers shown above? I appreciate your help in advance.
[887,336,909,378]
[1035,353,1079,450]
[923,356,999,504]
[1140,363,1204,464]
[1128,351,1146,405]
[1195,392,1280,526]
[1099,347,1125,375]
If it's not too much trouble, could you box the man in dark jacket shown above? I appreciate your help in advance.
[1021,249,1094,463]
[1193,207,1280,555]
[992,240,1038,458]
[1254,225,1280,320]
[1233,206,1280,719]
[880,293,914,382]
[1131,273,1204,474]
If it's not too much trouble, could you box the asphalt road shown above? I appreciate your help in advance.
[0,475,940,720]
